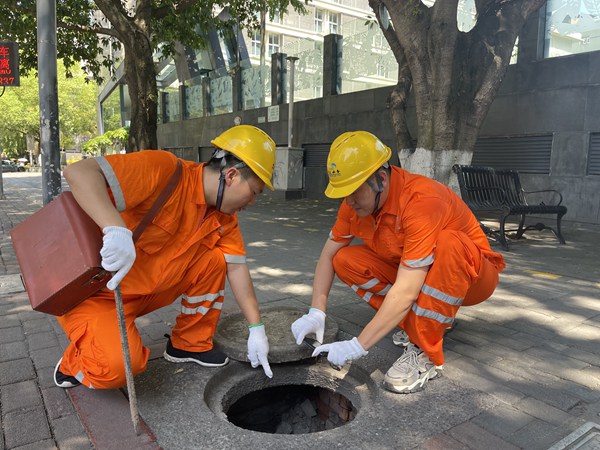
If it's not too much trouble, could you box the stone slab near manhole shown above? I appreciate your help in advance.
[214,306,338,363]
[548,422,600,450]
[0,274,26,296]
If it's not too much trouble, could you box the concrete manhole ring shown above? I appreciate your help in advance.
[214,305,339,363]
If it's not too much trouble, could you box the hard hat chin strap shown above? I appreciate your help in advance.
[366,172,384,215]
[213,149,248,212]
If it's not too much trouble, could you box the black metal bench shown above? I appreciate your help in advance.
[452,164,567,250]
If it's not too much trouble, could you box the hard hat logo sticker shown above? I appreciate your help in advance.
[328,162,341,178]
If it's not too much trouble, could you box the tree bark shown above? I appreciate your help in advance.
[377,0,547,185]
[94,0,158,152]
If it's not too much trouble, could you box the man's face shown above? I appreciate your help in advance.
[221,168,264,214]
[344,180,376,217]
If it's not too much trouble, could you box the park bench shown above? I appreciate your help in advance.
[452,164,567,250]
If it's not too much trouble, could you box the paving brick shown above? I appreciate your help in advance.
[445,342,503,364]
[0,340,28,362]
[0,358,35,385]
[23,317,54,334]
[26,331,59,351]
[3,406,52,448]
[515,396,581,427]
[30,346,63,370]
[50,414,92,450]
[471,404,535,439]
[507,418,577,450]
[0,326,24,344]
[447,421,520,450]
[41,386,75,420]
[10,440,57,450]
[489,357,562,385]
[420,433,469,449]
[1,380,42,413]
[0,314,20,329]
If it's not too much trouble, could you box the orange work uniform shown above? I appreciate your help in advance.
[57,150,247,389]
[329,166,505,366]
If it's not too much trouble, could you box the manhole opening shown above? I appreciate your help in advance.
[226,384,357,434]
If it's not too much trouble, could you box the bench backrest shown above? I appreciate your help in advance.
[452,164,527,209]
[493,169,527,206]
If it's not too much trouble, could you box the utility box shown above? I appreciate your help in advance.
[273,146,304,191]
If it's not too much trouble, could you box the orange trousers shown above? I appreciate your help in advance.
[56,247,227,389]
[332,230,500,366]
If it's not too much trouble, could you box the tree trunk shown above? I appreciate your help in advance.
[122,38,158,152]
[94,0,158,152]
[379,0,547,185]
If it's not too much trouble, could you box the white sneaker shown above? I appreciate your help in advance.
[391,329,410,347]
[384,344,442,394]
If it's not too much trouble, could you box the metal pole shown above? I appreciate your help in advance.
[114,285,141,435]
[37,0,62,205]
[286,56,299,148]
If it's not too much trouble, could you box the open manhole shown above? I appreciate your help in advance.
[227,384,356,434]
[204,362,376,435]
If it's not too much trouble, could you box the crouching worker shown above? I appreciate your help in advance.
[291,131,505,393]
[54,125,275,389]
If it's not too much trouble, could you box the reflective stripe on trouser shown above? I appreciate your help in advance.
[56,247,227,389]
[332,230,500,366]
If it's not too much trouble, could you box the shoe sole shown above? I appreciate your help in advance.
[163,351,229,368]
[392,338,410,347]
[383,366,443,394]
[54,357,80,388]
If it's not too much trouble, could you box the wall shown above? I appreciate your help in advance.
[157,14,600,225]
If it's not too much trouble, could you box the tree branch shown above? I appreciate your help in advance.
[57,20,119,38]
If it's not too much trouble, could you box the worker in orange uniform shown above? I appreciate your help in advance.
[53,125,275,390]
[291,131,505,393]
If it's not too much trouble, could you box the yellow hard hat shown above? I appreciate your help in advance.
[325,131,392,198]
[211,125,276,190]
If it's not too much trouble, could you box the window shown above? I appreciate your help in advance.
[545,0,600,58]
[315,9,323,33]
[328,12,339,34]
[250,31,261,57]
[268,34,281,55]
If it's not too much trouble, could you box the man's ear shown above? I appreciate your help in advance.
[224,167,238,186]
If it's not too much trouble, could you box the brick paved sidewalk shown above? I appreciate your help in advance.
[1,172,600,449]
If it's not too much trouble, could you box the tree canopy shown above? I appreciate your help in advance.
[0,59,97,159]
[0,0,308,151]
[368,0,547,184]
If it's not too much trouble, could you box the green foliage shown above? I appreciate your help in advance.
[82,127,128,155]
[0,59,96,158]
[0,0,309,82]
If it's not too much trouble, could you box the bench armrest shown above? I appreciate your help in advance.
[522,189,563,206]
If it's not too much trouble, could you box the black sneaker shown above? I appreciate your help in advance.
[163,335,229,368]
[54,357,81,388]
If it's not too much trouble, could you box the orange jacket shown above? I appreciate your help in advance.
[330,166,505,271]
[96,150,246,295]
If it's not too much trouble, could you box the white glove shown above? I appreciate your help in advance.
[291,307,326,345]
[101,226,136,290]
[312,337,368,367]
[247,324,273,378]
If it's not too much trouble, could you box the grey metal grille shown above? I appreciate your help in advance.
[302,144,331,168]
[472,135,553,174]
[588,133,600,176]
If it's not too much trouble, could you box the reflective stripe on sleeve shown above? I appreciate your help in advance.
[421,284,463,306]
[96,156,125,212]
[224,254,246,263]
[411,304,454,325]
[403,254,434,268]
[328,230,354,240]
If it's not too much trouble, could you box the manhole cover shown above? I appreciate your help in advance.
[214,306,338,363]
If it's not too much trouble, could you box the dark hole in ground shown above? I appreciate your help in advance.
[226,384,356,434]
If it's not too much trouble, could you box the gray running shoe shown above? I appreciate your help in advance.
[384,344,442,394]
[391,329,410,347]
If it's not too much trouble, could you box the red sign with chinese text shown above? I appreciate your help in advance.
[0,42,20,87]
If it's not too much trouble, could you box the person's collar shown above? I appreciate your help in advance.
[377,166,404,217]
